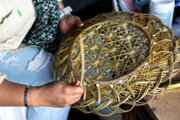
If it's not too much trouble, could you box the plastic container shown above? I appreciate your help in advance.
[150,0,175,28]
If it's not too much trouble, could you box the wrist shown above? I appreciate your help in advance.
[27,86,42,106]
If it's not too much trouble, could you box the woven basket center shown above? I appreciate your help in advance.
[72,21,150,81]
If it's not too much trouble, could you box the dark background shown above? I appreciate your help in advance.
[64,0,113,21]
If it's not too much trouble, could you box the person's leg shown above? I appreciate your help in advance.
[28,106,70,120]
[0,47,70,120]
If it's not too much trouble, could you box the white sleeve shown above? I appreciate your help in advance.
[57,0,63,2]
[0,0,36,53]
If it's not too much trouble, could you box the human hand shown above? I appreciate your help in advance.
[59,15,84,35]
[28,80,84,107]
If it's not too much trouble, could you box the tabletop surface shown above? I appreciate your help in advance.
[148,85,180,120]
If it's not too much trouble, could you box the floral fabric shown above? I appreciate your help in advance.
[23,0,62,53]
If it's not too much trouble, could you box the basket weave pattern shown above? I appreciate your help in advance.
[53,12,180,116]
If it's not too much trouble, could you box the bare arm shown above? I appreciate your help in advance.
[0,80,26,106]
[0,79,83,107]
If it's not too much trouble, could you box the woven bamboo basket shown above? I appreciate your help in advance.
[53,11,180,116]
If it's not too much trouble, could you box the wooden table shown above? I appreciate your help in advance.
[123,74,180,120]
[148,88,180,120]
[147,73,180,120]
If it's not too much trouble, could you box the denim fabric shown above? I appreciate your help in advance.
[0,46,70,120]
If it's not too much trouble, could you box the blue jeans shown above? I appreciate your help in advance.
[0,47,70,120]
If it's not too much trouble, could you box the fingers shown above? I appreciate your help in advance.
[74,80,80,87]
[70,94,82,103]
[63,94,82,107]
[61,82,83,106]
[73,16,84,27]
[59,15,84,35]
[64,84,84,95]
[78,23,84,27]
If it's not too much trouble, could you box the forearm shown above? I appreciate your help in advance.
[0,79,83,107]
[0,80,40,106]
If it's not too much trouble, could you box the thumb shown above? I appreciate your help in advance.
[78,23,84,27]
[75,19,84,27]
[74,80,80,87]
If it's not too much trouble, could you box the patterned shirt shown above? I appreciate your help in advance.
[23,0,62,53]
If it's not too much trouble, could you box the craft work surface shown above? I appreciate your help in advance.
[148,87,180,120]
[53,11,180,116]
